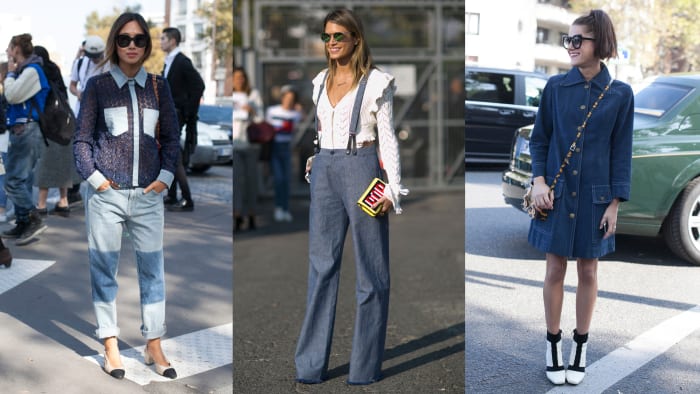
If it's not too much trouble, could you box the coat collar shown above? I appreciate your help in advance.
[110,65,147,88]
[561,62,612,88]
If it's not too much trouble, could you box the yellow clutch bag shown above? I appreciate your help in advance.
[357,178,386,217]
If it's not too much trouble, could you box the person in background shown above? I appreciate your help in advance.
[265,85,302,222]
[232,66,263,231]
[32,46,76,218]
[73,12,180,380]
[1,33,48,246]
[0,62,11,223]
[68,36,109,207]
[160,27,205,212]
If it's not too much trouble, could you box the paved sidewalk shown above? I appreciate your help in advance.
[0,167,232,393]
[233,186,465,393]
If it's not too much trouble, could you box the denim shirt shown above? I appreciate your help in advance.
[74,66,180,190]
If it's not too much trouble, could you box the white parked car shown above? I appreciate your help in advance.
[182,121,233,173]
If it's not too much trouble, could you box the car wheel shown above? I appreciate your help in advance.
[663,177,700,265]
[189,165,211,174]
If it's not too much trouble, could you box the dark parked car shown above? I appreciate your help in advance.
[502,73,700,265]
[465,66,549,164]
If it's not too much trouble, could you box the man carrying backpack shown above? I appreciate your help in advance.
[1,33,48,245]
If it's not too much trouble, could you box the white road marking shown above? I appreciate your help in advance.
[84,322,232,385]
[0,259,55,295]
[547,305,700,393]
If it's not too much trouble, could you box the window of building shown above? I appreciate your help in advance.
[178,0,187,15]
[536,27,549,44]
[534,64,547,74]
[178,25,187,42]
[194,23,204,39]
[467,12,480,35]
[192,52,203,69]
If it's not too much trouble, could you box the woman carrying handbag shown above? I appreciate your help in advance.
[527,9,634,386]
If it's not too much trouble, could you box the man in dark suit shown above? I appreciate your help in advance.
[160,27,205,212]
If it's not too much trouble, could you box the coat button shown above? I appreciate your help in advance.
[569,213,575,219]
[571,191,577,197]
[584,84,590,89]
[579,105,586,110]
[575,147,581,153]
[572,170,578,175]
[600,196,606,201]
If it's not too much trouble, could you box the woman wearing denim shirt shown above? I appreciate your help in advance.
[74,12,180,380]
[528,10,634,386]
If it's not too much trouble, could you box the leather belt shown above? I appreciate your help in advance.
[108,180,138,190]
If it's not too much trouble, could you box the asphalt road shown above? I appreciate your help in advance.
[0,165,233,393]
[233,182,465,393]
[466,170,700,394]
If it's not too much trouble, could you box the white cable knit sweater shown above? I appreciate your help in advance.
[312,68,408,213]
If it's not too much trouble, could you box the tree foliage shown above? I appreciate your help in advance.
[83,5,165,75]
[572,0,700,75]
[198,0,233,83]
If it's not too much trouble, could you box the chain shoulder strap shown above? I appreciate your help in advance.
[547,80,612,193]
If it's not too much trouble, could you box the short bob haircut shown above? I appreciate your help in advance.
[572,9,618,60]
[100,12,152,68]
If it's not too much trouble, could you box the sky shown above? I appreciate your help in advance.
[3,0,164,74]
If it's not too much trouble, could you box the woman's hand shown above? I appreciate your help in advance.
[144,180,168,194]
[96,180,110,192]
[372,194,394,216]
[532,176,553,213]
[601,198,620,239]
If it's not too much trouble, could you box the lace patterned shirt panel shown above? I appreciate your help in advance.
[74,67,180,190]
[312,69,408,213]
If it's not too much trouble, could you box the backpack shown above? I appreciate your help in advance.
[31,73,76,146]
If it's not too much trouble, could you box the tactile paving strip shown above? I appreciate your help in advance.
[84,322,232,385]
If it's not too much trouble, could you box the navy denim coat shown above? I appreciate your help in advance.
[528,64,634,258]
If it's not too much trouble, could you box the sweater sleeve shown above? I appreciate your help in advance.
[375,78,409,214]
[4,67,41,104]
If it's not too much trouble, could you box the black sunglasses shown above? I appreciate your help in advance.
[562,34,595,50]
[116,34,148,49]
[320,32,348,43]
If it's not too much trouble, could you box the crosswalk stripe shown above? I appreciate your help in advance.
[0,259,55,295]
[547,305,700,393]
[84,322,232,385]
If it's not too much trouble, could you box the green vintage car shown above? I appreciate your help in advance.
[502,74,700,265]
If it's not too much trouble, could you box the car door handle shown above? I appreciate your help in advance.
[498,109,515,116]
[523,111,536,118]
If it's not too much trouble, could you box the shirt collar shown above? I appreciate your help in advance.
[165,47,181,64]
[110,65,148,88]
[561,62,612,88]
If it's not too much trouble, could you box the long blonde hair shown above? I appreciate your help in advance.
[322,9,373,88]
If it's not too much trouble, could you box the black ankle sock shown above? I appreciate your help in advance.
[547,329,562,342]
[573,329,588,343]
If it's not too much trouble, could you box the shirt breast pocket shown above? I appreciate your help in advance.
[143,108,159,138]
[104,107,128,137]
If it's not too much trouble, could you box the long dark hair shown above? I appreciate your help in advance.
[33,46,68,101]
[100,12,152,68]
[573,10,618,60]
[233,66,252,95]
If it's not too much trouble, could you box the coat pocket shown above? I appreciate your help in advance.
[104,107,128,137]
[143,108,159,138]
[592,184,612,241]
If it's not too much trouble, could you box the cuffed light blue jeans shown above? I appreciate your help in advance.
[5,122,44,223]
[295,147,390,384]
[86,186,167,339]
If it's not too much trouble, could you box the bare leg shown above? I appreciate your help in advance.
[57,187,69,208]
[37,188,49,209]
[146,337,170,366]
[575,258,599,334]
[544,253,568,334]
[104,336,123,368]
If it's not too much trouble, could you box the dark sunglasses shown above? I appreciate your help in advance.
[320,32,348,43]
[562,34,595,50]
[116,34,148,48]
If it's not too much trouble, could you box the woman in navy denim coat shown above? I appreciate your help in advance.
[527,10,634,386]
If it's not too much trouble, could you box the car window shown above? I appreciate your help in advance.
[525,76,546,107]
[635,82,693,118]
[466,71,515,104]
